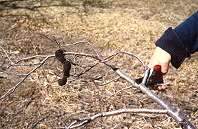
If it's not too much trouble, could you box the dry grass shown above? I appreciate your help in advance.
[0,0,198,128]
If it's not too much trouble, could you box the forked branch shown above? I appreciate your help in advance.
[63,50,195,129]
[0,41,196,129]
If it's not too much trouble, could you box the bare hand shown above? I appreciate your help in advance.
[149,47,171,90]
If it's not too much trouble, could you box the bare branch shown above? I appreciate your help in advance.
[61,40,101,59]
[114,69,196,129]
[1,38,196,129]
[0,45,14,65]
[0,55,54,100]
[117,51,147,70]
[68,108,168,128]
[0,53,11,66]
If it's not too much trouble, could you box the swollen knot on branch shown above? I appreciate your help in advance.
[55,49,71,86]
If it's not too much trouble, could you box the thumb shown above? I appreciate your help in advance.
[160,62,170,74]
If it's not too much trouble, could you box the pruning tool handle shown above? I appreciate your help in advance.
[149,65,170,89]
[136,65,170,90]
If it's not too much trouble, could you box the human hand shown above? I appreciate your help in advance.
[149,47,171,90]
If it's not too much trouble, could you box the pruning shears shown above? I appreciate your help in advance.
[135,65,170,90]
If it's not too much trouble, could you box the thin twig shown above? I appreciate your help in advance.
[0,53,10,66]
[0,45,14,64]
[61,41,101,59]
[1,39,196,128]
[115,51,147,70]
[0,55,54,100]
[69,108,167,128]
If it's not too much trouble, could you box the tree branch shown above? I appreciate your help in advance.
[1,40,196,129]
[0,55,54,100]
[68,108,167,128]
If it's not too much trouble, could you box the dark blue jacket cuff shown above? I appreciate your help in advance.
[155,27,190,68]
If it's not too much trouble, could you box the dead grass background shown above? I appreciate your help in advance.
[0,0,198,128]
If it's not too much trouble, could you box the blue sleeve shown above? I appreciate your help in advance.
[174,11,198,54]
[155,11,198,68]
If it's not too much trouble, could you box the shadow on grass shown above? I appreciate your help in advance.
[0,0,112,13]
[0,0,75,12]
